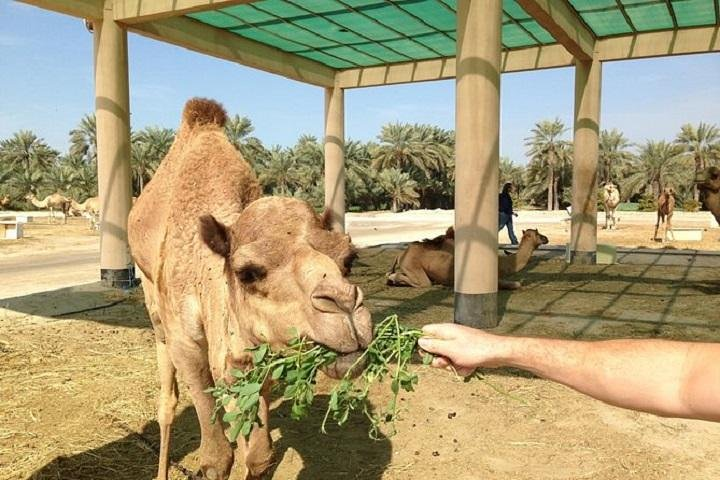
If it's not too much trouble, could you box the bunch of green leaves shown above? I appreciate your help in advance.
[322,314,430,438]
[208,337,337,441]
[209,315,430,441]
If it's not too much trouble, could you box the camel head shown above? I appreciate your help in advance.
[520,229,549,248]
[200,196,372,381]
[663,186,676,197]
[696,166,720,193]
[603,182,619,198]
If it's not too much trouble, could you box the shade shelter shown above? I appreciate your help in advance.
[19,0,720,327]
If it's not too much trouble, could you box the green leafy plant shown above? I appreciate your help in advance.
[208,315,430,441]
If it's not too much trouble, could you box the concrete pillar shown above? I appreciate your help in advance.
[94,1,135,288]
[324,86,345,233]
[570,58,602,264]
[454,0,502,328]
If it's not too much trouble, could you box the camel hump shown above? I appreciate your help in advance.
[182,98,228,128]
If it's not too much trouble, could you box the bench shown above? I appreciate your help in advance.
[1,220,23,240]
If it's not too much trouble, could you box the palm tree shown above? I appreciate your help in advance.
[524,119,572,210]
[621,140,690,200]
[599,129,634,185]
[131,126,174,193]
[675,122,720,200]
[377,167,420,213]
[0,130,58,173]
[69,114,97,164]
[258,146,295,195]
[225,114,268,166]
[371,123,451,175]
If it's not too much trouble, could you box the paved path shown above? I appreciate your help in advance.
[0,249,99,300]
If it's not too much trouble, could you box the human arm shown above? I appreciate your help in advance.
[418,323,720,422]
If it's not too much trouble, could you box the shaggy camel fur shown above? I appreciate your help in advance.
[25,192,71,223]
[696,166,720,226]
[128,98,371,480]
[386,227,549,290]
[602,182,620,230]
[70,196,100,229]
[653,187,676,241]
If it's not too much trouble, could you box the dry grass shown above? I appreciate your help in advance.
[2,248,720,479]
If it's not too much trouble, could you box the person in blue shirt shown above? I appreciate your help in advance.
[498,182,518,245]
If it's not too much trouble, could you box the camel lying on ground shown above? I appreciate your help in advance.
[602,182,620,230]
[696,166,720,227]
[128,98,371,480]
[386,227,549,290]
[653,187,676,241]
[70,196,100,229]
[25,192,71,223]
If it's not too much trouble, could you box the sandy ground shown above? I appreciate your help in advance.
[2,232,720,479]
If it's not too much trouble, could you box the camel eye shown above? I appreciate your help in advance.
[236,263,267,284]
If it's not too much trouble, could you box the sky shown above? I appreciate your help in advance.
[1,1,719,165]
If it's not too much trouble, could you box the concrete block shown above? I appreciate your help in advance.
[2,221,23,240]
[668,228,702,241]
[596,244,617,264]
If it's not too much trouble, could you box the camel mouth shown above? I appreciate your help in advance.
[538,235,549,245]
[322,350,366,380]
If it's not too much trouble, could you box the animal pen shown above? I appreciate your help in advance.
[4,3,720,479]
[19,0,720,327]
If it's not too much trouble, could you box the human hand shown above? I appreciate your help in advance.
[513,212,519,217]
[418,323,506,377]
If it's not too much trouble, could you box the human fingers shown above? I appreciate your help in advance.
[417,336,451,356]
[430,355,450,369]
[421,323,457,339]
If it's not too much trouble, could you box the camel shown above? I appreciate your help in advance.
[696,166,720,226]
[386,227,549,290]
[70,196,100,229]
[602,182,620,230]
[0,194,10,210]
[653,187,676,241]
[128,98,371,480]
[24,192,71,223]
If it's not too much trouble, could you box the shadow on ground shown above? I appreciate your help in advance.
[28,396,392,480]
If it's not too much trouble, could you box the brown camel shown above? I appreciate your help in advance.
[602,182,620,230]
[386,227,549,290]
[128,98,371,480]
[653,187,676,241]
[0,194,10,209]
[696,166,720,226]
[70,196,100,229]
[25,192,71,223]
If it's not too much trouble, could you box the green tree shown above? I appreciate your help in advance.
[675,122,720,200]
[225,114,268,166]
[377,167,420,213]
[371,123,451,176]
[131,126,174,194]
[621,140,690,200]
[258,146,295,195]
[69,114,97,164]
[0,130,58,173]
[524,119,572,210]
[599,129,634,185]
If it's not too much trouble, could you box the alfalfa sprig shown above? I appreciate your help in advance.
[209,314,432,441]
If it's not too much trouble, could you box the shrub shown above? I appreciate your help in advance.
[638,193,657,212]
[682,198,701,212]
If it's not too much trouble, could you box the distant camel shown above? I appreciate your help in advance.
[696,166,720,226]
[70,196,100,229]
[653,187,675,241]
[386,227,549,290]
[25,192,71,223]
[0,194,10,210]
[602,182,620,230]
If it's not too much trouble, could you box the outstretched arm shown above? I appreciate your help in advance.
[418,324,720,422]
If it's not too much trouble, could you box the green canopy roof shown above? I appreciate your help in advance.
[187,0,718,69]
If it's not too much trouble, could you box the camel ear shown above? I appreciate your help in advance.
[320,208,335,231]
[199,214,230,257]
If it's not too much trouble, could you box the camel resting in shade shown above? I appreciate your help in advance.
[386,227,549,290]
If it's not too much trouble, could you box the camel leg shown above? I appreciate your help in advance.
[156,340,178,480]
[237,387,274,479]
[388,267,431,287]
[666,212,674,241]
[169,341,234,480]
[653,214,661,241]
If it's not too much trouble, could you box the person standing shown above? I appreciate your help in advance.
[499,182,518,245]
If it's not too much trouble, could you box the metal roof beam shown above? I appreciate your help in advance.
[127,16,336,87]
[18,0,103,19]
[516,0,595,61]
[114,0,258,24]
